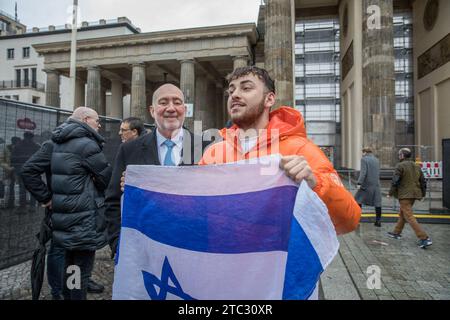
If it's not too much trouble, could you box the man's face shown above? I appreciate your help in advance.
[119,122,138,143]
[84,112,101,132]
[150,86,186,135]
[227,74,274,129]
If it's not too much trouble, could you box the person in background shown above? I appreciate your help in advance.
[387,148,432,249]
[354,147,383,227]
[119,117,145,143]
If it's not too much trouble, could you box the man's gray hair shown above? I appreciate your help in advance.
[399,148,412,159]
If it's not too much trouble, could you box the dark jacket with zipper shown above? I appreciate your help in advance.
[105,127,208,255]
[50,118,112,251]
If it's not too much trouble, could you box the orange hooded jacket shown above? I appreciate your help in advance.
[199,107,361,235]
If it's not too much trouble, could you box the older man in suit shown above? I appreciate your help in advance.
[355,147,382,227]
[105,84,205,257]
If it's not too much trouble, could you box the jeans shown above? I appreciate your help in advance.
[47,240,65,298]
[62,250,96,300]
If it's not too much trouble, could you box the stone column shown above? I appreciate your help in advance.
[44,69,60,107]
[216,84,225,128]
[195,75,208,131]
[180,59,196,131]
[206,80,217,129]
[74,78,85,107]
[233,56,249,70]
[110,79,123,119]
[100,88,106,116]
[130,62,147,120]
[362,0,396,167]
[86,66,102,113]
[265,0,294,109]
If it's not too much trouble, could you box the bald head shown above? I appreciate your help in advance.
[70,107,101,131]
[71,107,98,121]
[152,84,185,106]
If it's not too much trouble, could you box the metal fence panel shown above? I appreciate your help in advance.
[0,98,135,270]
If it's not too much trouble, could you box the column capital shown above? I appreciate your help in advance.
[86,65,101,71]
[131,62,146,68]
[179,59,196,65]
[42,68,59,75]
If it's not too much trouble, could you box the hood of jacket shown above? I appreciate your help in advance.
[52,118,105,146]
[219,106,307,147]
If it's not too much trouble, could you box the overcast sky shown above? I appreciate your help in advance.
[1,0,262,32]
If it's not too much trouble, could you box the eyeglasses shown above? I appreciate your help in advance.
[119,128,131,133]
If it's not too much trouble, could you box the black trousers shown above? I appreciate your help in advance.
[62,250,95,300]
[358,203,382,221]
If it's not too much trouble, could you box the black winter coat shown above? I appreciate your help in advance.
[50,119,112,251]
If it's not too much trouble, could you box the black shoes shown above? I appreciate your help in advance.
[87,279,104,294]
[374,221,381,227]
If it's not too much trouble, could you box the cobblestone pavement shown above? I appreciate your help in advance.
[1,223,449,300]
[322,223,450,300]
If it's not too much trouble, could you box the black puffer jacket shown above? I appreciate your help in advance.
[51,118,112,251]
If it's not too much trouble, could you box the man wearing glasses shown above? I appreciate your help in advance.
[119,117,145,143]
[48,107,112,300]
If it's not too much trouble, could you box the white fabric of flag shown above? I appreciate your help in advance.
[112,156,339,300]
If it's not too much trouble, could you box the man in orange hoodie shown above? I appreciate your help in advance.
[199,66,360,235]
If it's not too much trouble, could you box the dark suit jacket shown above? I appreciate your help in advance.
[105,127,206,254]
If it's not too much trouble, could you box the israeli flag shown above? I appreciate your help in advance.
[112,156,339,300]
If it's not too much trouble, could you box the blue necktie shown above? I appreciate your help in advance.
[163,140,176,166]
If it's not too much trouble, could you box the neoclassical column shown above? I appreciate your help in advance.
[233,56,249,70]
[100,87,107,116]
[206,80,217,129]
[195,75,208,131]
[110,79,123,119]
[74,78,85,107]
[86,66,102,113]
[216,84,225,128]
[362,0,396,167]
[130,62,147,120]
[44,69,60,107]
[180,59,196,131]
[265,0,294,109]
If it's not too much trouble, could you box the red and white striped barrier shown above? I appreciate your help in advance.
[419,161,442,179]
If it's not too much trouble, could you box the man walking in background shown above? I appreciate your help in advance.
[355,147,383,227]
[387,148,432,248]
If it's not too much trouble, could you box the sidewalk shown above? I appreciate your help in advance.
[321,223,450,300]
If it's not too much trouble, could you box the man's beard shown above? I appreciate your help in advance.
[231,99,265,129]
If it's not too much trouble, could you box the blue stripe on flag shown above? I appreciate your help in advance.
[122,185,298,254]
[282,218,323,299]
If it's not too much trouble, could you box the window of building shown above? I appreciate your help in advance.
[32,96,40,104]
[13,95,19,101]
[24,69,29,87]
[16,69,21,87]
[7,48,14,59]
[31,68,37,88]
[5,95,11,99]
[23,47,30,58]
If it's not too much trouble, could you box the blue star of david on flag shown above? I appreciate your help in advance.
[142,257,195,300]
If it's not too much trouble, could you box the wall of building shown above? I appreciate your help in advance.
[0,24,136,108]
[413,0,450,161]
[339,0,363,170]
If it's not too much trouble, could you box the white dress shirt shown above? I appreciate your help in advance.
[156,129,184,166]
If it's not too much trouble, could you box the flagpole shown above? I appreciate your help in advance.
[69,0,78,109]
